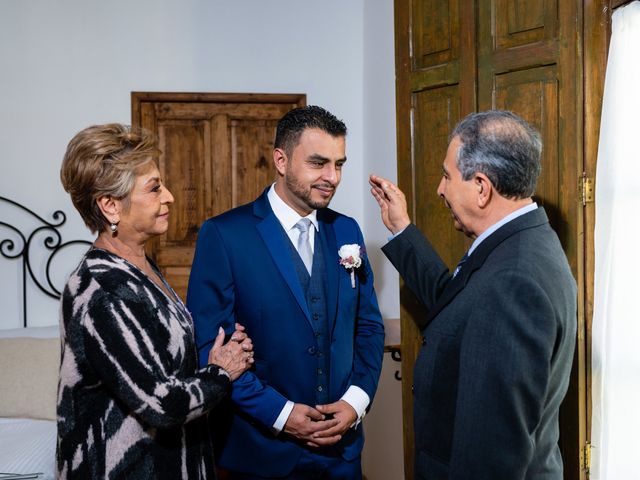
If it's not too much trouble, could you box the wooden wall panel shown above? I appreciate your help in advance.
[230,119,279,207]
[412,0,459,69]
[494,67,561,229]
[413,87,465,268]
[211,114,232,216]
[154,102,291,120]
[495,0,557,48]
[154,120,210,299]
[157,120,208,246]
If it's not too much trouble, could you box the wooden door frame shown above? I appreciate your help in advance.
[132,92,307,128]
[393,3,419,476]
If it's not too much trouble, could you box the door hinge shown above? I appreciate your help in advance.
[581,442,591,473]
[579,173,594,206]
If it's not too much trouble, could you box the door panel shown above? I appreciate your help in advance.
[493,66,561,228]
[230,119,280,207]
[413,86,465,268]
[158,120,209,244]
[495,0,557,48]
[412,0,460,70]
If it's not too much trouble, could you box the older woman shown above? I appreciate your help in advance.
[57,123,252,479]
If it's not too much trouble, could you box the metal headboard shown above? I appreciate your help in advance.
[0,196,92,327]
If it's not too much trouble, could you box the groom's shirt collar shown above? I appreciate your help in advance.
[267,183,319,233]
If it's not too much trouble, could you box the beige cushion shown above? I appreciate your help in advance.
[0,337,60,420]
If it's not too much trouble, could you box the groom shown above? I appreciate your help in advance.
[187,105,384,479]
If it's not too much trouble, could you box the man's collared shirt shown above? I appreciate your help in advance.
[467,202,538,256]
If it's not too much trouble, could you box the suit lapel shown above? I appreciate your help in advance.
[422,207,550,329]
[318,214,339,333]
[254,191,311,321]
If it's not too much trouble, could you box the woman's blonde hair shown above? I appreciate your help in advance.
[60,123,160,233]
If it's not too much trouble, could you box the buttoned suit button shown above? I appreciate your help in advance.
[411,384,415,394]
[422,336,426,346]
[307,346,316,355]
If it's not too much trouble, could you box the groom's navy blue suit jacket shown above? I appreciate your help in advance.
[187,188,384,477]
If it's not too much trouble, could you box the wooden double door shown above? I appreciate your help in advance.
[132,93,305,300]
[394,1,593,478]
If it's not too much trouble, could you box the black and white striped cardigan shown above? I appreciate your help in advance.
[56,248,230,479]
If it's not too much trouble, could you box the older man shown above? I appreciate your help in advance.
[370,110,576,479]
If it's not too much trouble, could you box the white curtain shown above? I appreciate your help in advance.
[591,2,640,478]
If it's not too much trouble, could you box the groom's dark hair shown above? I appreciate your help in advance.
[274,105,347,156]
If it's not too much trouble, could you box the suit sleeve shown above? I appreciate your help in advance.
[187,219,289,429]
[448,269,559,479]
[81,286,231,429]
[382,223,451,311]
[349,225,385,403]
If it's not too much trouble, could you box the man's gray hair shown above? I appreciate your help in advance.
[451,110,542,199]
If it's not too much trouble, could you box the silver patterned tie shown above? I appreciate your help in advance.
[294,218,313,275]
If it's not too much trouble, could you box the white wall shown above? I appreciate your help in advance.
[0,0,399,327]
[0,0,400,476]
[360,2,403,478]
[363,0,401,322]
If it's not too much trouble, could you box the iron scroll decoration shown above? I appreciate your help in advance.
[0,196,92,327]
[384,345,402,381]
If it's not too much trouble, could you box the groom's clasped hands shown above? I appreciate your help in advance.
[284,400,358,447]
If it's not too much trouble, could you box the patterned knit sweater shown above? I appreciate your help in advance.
[56,248,230,479]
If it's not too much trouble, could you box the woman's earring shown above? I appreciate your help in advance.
[110,221,118,234]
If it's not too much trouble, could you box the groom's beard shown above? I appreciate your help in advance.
[285,174,337,211]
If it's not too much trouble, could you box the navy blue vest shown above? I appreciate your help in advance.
[287,227,330,404]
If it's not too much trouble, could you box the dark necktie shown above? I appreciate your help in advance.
[452,252,468,278]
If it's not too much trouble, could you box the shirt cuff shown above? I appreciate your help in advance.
[341,385,370,428]
[387,225,408,242]
[272,400,295,434]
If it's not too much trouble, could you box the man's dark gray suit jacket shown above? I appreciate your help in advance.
[383,207,576,480]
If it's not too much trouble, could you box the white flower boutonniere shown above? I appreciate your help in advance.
[338,244,362,288]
